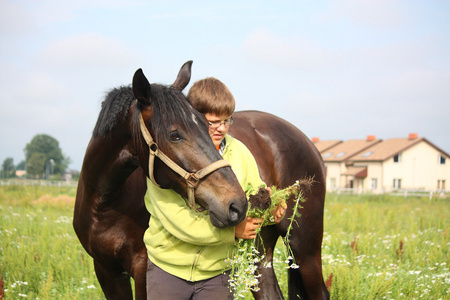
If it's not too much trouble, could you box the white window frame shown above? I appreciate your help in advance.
[437,179,446,190]
[330,177,336,188]
[371,178,377,190]
[393,153,402,163]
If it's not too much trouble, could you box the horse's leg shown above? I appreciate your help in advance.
[288,244,329,300]
[288,191,330,300]
[252,225,284,300]
[94,260,133,300]
[130,250,148,300]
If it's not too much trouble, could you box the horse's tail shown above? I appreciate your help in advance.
[288,268,306,299]
[288,268,330,299]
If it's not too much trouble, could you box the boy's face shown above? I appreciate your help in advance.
[204,113,233,148]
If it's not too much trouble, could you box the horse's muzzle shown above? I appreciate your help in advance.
[209,198,248,228]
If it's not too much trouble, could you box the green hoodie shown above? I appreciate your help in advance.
[143,134,265,281]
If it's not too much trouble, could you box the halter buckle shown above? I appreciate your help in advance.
[186,173,200,189]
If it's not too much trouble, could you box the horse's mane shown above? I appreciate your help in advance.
[93,85,134,137]
[93,84,204,147]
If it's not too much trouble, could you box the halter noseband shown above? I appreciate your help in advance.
[139,113,231,210]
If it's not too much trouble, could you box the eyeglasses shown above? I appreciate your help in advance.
[208,117,234,130]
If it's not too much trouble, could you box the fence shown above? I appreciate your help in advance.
[0,179,78,188]
[329,187,449,199]
[2,180,448,199]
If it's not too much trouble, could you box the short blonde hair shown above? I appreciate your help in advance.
[187,77,235,116]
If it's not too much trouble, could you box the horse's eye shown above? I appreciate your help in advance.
[169,130,182,141]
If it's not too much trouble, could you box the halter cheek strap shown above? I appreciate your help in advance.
[139,113,231,210]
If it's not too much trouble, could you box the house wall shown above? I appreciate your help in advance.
[323,139,450,193]
[324,162,343,189]
[382,142,450,191]
[354,162,384,193]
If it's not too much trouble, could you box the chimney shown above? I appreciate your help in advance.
[366,135,376,141]
[408,133,418,140]
[312,137,320,143]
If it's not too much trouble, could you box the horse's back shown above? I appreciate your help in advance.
[230,110,325,189]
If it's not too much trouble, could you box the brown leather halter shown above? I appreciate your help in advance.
[139,113,231,210]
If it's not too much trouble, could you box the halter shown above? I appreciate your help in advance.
[139,112,231,210]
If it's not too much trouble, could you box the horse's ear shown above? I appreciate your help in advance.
[132,68,152,106]
[171,60,193,91]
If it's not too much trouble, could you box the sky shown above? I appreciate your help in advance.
[1,0,449,172]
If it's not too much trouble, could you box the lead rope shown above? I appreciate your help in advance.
[139,113,231,210]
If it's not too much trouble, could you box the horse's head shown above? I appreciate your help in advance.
[132,61,247,228]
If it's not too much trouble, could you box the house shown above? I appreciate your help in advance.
[313,134,450,193]
[316,136,382,191]
[311,138,342,153]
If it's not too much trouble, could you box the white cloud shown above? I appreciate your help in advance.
[36,33,138,70]
[242,28,333,71]
[328,0,410,28]
[0,1,36,36]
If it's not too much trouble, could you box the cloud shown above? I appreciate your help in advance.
[242,28,333,71]
[0,1,36,36]
[328,0,410,28]
[36,32,138,71]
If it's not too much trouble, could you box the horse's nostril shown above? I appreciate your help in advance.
[229,202,241,224]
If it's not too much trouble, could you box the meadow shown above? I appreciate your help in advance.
[0,185,448,299]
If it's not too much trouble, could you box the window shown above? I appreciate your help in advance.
[393,153,401,163]
[336,152,346,158]
[371,178,377,190]
[330,178,336,188]
[438,155,446,165]
[362,151,373,157]
[323,152,333,158]
[437,180,446,190]
[392,178,402,189]
[393,178,402,189]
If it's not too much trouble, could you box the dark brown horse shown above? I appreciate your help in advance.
[73,61,329,299]
[230,112,329,300]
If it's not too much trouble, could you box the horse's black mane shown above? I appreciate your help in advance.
[93,84,205,146]
[93,85,134,137]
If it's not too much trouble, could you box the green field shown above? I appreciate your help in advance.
[0,185,449,299]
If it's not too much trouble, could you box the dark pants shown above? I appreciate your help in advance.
[146,259,233,300]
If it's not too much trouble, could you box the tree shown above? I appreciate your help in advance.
[26,153,46,178]
[1,157,16,179]
[16,160,26,170]
[24,134,71,177]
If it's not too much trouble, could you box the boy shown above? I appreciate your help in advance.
[145,77,285,299]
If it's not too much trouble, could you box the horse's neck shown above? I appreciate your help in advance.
[82,135,140,195]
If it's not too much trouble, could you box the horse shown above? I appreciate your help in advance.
[73,61,329,300]
[229,112,329,300]
[73,61,248,299]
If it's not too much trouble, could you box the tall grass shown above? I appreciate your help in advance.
[268,193,449,300]
[0,185,103,299]
[1,186,449,299]
[318,193,449,299]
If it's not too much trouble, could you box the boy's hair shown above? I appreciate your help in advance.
[187,77,235,116]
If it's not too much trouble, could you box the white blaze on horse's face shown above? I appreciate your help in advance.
[191,113,198,126]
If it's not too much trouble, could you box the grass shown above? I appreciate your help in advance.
[0,185,103,299]
[0,185,449,299]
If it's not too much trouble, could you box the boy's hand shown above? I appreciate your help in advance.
[235,217,263,239]
[271,202,287,223]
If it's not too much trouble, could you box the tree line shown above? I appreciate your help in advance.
[1,134,73,180]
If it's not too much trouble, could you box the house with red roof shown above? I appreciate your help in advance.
[313,134,449,193]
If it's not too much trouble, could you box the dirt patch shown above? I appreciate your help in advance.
[248,187,271,210]
[32,194,75,205]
